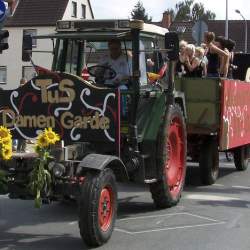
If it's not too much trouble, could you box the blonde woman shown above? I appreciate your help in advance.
[175,40,188,76]
[195,46,207,77]
[183,44,201,77]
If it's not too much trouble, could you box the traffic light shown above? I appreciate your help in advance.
[0,30,9,52]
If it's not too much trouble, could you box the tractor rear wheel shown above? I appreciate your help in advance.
[150,104,187,208]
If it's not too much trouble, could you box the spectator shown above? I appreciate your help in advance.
[204,31,229,77]
[195,46,207,77]
[183,44,201,77]
[215,36,230,77]
[225,38,237,78]
[176,40,188,77]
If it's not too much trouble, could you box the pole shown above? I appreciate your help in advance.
[244,19,248,53]
[225,0,228,39]
[235,9,248,53]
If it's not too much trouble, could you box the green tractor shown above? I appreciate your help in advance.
[0,19,186,246]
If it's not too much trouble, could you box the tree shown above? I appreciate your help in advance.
[166,0,216,21]
[130,1,152,23]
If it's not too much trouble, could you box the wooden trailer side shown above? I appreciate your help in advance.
[220,79,250,150]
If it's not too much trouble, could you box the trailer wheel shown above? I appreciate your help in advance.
[150,104,187,208]
[233,145,250,171]
[78,168,117,247]
[199,137,219,185]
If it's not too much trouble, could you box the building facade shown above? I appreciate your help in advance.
[0,0,94,89]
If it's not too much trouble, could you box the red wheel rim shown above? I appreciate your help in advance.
[165,116,185,198]
[98,186,113,232]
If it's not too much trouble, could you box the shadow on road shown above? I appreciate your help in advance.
[118,196,156,219]
[0,232,85,250]
[0,199,90,250]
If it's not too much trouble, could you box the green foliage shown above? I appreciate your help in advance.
[29,147,52,208]
[167,0,216,21]
[130,1,152,22]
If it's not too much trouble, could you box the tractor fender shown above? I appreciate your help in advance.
[76,153,129,182]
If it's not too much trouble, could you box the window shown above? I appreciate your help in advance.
[23,29,37,48]
[65,40,79,75]
[81,4,86,19]
[22,66,36,82]
[72,1,77,17]
[0,66,7,85]
[54,39,79,75]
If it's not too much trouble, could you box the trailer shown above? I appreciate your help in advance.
[175,77,250,184]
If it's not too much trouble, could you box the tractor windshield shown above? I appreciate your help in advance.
[52,38,149,86]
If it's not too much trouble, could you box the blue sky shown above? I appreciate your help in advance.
[91,0,249,21]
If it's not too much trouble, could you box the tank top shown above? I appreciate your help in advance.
[206,49,219,75]
[185,58,203,78]
[175,59,189,76]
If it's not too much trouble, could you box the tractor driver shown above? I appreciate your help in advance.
[99,39,132,87]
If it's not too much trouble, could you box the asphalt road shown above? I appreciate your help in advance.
[1,154,250,250]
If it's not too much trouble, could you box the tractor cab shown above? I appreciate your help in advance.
[23,19,172,89]
[21,19,179,157]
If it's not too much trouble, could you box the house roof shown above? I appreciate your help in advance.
[5,0,69,27]
[167,20,250,53]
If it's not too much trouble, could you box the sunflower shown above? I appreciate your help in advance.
[44,128,60,145]
[0,126,12,141]
[36,133,49,148]
[1,144,12,160]
[1,135,12,146]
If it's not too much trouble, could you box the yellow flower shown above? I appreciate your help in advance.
[0,126,12,140]
[1,144,12,160]
[44,128,60,145]
[36,133,49,148]
[1,135,12,145]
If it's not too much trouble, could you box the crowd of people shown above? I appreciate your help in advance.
[175,31,236,79]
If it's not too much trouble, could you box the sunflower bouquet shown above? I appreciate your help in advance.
[29,127,60,208]
[0,126,12,194]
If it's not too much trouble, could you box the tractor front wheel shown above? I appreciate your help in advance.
[78,168,117,247]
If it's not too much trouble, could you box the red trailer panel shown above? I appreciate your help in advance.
[220,79,250,150]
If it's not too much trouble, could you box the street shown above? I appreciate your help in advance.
[1,154,250,250]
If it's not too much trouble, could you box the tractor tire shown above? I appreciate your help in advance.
[78,168,117,247]
[199,137,219,185]
[149,104,187,208]
[233,145,250,171]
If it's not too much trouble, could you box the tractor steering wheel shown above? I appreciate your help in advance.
[87,65,117,86]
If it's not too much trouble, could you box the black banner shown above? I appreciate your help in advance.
[0,73,120,147]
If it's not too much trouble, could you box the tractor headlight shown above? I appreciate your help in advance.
[52,163,65,178]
